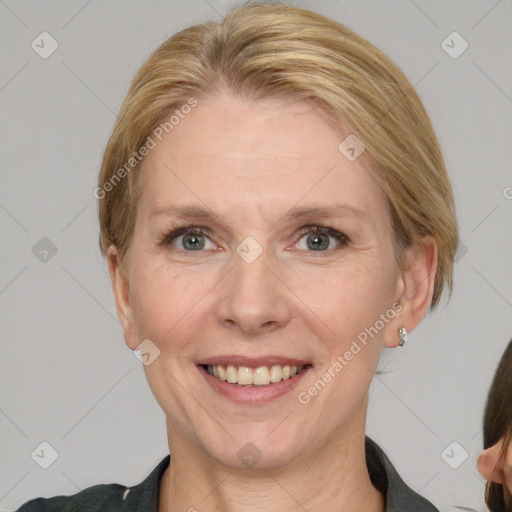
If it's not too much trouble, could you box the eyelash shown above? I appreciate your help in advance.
[158,224,350,252]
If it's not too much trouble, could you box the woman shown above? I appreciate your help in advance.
[16,2,457,511]
[477,339,512,511]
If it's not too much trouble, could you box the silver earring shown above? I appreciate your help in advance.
[398,328,407,347]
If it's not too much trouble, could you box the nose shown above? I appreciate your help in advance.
[215,244,292,335]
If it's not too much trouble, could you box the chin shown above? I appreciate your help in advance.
[197,421,313,471]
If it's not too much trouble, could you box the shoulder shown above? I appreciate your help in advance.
[365,436,440,512]
[13,483,128,511]
[14,455,170,512]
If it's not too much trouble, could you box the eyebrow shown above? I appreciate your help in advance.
[149,204,367,226]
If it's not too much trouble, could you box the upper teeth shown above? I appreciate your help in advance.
[206,364,304,386]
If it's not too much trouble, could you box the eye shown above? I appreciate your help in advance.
[161,227,216,251]
[159,224,349,253]
[294,225,349,251]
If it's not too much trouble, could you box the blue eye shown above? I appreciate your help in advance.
[295,226,349,251]
[160,225,349,253]
[162,227,215,251]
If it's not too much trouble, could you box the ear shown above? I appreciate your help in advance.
[477,438,505,484]
[107,245,139,350]
[384,236,438,348]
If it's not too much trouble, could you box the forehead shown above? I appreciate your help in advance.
[136,93,387,227]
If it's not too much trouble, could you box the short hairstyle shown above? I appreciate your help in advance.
[483,339,512,511]
[98,1,458,310]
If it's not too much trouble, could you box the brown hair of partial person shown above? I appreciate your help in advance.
[97,1,458,310]
[484,339,512,511]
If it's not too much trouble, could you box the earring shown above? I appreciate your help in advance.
[398,328,407,347]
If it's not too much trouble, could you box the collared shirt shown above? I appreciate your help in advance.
[15,436,439,511]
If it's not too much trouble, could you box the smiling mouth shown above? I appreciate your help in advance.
[202,364,310,386]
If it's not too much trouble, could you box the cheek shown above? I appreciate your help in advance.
[130,264,210,342]
[289,258,395,340]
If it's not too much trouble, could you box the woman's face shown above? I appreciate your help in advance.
[111,93,420,469]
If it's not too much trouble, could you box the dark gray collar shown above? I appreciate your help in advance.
[365,436,439,511]
[126,436,439,511]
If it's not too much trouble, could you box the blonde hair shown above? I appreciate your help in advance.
[98,1,458,310]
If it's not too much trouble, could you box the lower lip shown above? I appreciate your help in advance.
[198,365,312,404]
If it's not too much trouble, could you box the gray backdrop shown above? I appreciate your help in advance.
[1,1,511,511]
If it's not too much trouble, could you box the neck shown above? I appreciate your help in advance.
[158,426,385,512]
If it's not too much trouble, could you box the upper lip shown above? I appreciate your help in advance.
[197,355,311,368]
